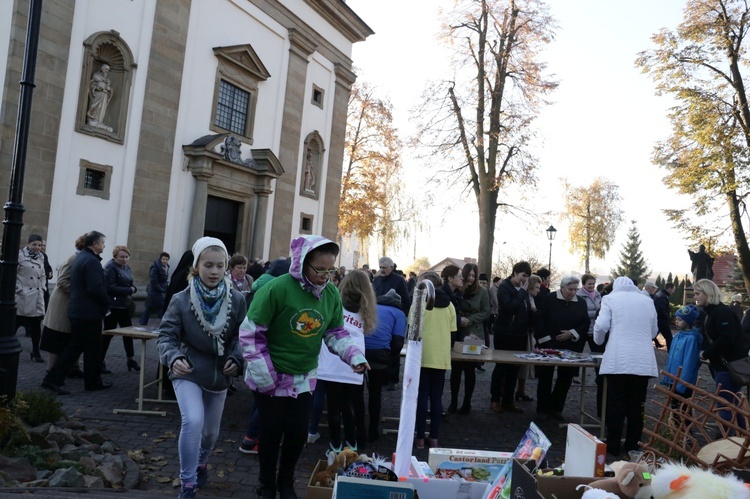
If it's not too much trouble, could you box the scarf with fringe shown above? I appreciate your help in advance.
[189,275,231,355]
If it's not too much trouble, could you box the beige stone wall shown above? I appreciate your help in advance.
[268,32,315,259]
[126,0,190,281]
[322,64,356,242]
[0,0,74,240]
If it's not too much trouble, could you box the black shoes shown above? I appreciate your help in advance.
[85,381,113,391]
[100,363,112,374]
[515,392,534,402]
[40,381,70,395]
[458,404,471,415]
[67,368,85,379]
[126,359,141,372]
[30,352,44,363]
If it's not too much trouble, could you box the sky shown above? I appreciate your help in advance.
[345,0,697,279]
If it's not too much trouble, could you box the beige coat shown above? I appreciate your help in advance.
[42,253,76,332]
[16,247,46,317]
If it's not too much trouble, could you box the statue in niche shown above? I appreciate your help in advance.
[303,153,316,192]
[688,244,714,282]
[221,135,255,167]
[86,64,113,132]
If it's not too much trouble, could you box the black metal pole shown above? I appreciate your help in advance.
[548,240,552,273]
[0,0,43,402]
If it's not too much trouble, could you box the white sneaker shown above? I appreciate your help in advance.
[307,432,320,444]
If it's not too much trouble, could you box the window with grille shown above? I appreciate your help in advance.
[84,169,105,191]
[214,80,249,135]
[77,160,112,199]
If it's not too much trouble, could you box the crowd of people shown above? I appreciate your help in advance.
[16,232,750,499]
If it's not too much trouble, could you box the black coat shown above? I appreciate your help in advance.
[104,260,136,310]
[147,259,169,310]
[534,290,590,352]
[701,302,749,369]
[68,247,109,320]
[653,288,671,335]
[493,278,529,351]
[373,272,412,315]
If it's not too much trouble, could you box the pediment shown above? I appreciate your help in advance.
[213,44,270,82]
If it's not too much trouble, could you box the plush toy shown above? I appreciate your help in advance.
[311,468,335,487]
[577,485,622,499]
[339,447,361,469]
[587,462,653,499]
[650,463,750,499]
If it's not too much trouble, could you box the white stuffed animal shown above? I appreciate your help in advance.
[577,484,622,499]
[650,463,750,499]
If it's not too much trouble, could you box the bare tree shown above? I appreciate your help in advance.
[413,0,557,278]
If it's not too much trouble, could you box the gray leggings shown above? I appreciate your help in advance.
[173,379,227,485]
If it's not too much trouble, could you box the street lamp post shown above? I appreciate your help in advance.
[546,225,557,271]
[0,0,43,403]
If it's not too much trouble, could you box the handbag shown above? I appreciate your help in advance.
[723,356,750,387]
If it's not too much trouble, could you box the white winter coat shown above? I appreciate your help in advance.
[593,276,658,377]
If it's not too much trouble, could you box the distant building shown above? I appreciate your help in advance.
[0,0,372,284]
[429,257,478,274]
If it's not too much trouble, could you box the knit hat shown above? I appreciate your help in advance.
[675,305,699,327]
[191,236,228,268]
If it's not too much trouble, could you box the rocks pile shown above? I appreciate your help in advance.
[0,421,138,490]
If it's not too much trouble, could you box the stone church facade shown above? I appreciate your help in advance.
[0,0,371,283]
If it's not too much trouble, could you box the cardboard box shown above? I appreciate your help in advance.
[405,476,489,499]
[332,476,415,498]
[564,424,607,477]
[453,338,485,355]
[306,460,333,499]
[428,447,513,472]
[510,459,598,499]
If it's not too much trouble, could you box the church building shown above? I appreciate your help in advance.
[0,0,372,283]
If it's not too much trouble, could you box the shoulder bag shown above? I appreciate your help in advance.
[723,355,750,387]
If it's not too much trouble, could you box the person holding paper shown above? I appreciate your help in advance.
[534,275,590,420]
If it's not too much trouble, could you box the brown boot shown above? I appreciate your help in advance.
[490,402,503,413]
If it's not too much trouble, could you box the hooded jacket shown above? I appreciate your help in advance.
[365,289,407,352]
[240,235,366,397]
[421,285,457,370]
[146,258,169,309]
[594,276,658,377]
[661,326,702,394]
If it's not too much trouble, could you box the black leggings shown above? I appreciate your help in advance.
[325,380,366,448]
[102,308,135,358]
[17,315,42,357]
[450,360,476,407]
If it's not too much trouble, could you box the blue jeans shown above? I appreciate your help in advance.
[173,379,227,485]
[714,369,747,436]
[416,368,445,440]
[307,380,327,434]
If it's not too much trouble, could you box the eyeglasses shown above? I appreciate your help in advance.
[309,264,338,277]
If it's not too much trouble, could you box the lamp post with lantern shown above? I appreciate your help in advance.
[546,225,557,272]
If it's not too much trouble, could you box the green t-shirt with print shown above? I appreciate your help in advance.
[248,274,343,374]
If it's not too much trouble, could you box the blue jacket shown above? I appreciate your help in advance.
[661,327,702,394]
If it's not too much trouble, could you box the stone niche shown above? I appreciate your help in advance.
[76,30,136,143]
[300,130,325,199]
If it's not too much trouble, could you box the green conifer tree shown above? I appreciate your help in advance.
[610,221,651,286]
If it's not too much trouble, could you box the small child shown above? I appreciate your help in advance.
[661,305,702,403]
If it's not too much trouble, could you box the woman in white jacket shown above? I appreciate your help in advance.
[593,276,658,458]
